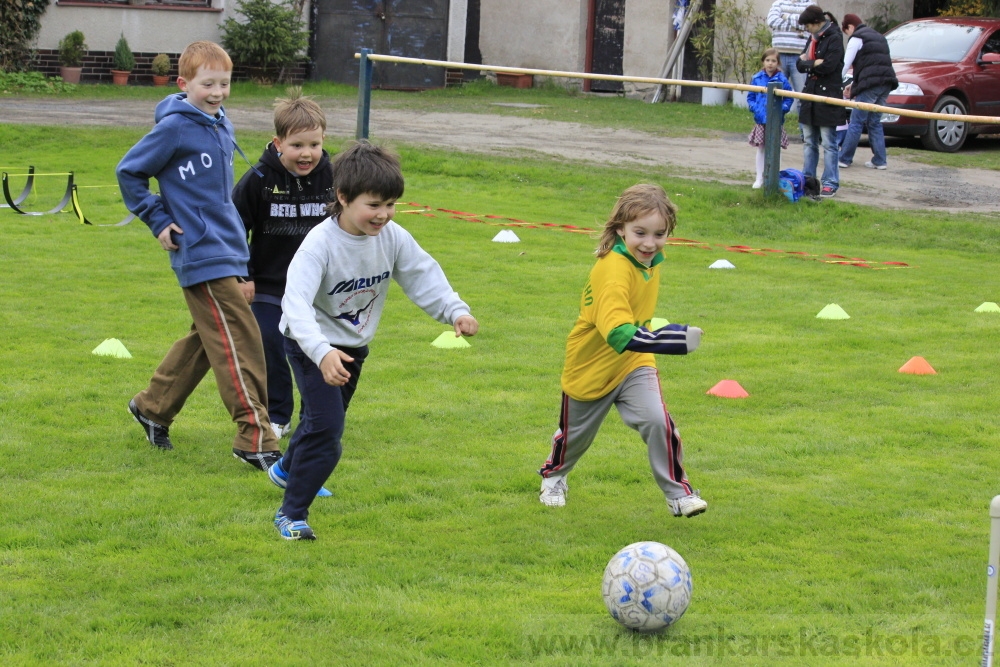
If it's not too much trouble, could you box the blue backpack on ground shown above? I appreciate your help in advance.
[778,168,806,202]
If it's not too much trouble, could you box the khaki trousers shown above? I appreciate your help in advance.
[133,277,279,454]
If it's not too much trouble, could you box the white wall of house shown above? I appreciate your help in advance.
[479,0,591,75]
[479,0,912,97]
[36,5,235,53]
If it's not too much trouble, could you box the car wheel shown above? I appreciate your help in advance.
[921,95,968,152]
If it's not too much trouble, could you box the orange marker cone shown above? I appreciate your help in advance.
[898,356,936,375]
[706,379,749,398]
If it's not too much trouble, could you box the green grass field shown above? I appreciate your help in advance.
[1,116,999,666]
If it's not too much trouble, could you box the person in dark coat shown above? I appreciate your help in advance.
[796,5,847,197]
[838,13,898,170]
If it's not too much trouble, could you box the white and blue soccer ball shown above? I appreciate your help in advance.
[601,541,692,632]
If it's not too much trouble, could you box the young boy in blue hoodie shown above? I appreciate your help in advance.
[116,41,282,470]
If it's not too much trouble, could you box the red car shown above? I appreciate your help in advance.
[882,17,1000,152]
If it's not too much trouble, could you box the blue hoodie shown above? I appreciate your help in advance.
[747,69,794,126]
[117,93,249,288]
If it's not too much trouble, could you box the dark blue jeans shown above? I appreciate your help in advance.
[250,301,294,425]
[280,338,368,521]
[838,85,892,167]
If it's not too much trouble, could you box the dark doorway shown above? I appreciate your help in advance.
[312,0,450,88]
[589,0,625,92]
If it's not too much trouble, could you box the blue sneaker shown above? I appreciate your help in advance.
[274,511,316,541]
[267,457,333,497]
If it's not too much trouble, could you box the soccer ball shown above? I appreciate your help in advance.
[601,541,692,632]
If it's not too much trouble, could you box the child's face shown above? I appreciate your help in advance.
[274,127,325,177]
[337,191,397,236]
[617,211,668,266]
[177,64,231,116]
[763,54,780,76]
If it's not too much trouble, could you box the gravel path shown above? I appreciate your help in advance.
[4,96,999,215]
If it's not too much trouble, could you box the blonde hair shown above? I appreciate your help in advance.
[273,87,327,138]
[177,41,232,80]
[595,184,677,257]
[762,47,780,63]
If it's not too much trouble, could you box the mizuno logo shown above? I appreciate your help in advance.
[329,271,390,295]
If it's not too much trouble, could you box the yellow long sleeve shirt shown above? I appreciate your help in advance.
[561,239,662,401]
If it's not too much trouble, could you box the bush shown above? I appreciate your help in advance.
[221,0,307,83]
[0,0,50,72]
[0,71,75,93]
[113,34,135,72]
[151,53,171,76]
[58,31,87,68]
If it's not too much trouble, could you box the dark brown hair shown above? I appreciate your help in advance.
[326,140,405,217]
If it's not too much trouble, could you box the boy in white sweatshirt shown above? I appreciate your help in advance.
[269,141,479,540]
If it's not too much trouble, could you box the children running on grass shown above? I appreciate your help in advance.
[270,140,479,540]
[232,89,334,443]
[538,183,707,518]
[747,48,794,189]
[117,40,282,469]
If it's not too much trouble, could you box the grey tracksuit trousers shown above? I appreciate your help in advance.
[539,366,694,499]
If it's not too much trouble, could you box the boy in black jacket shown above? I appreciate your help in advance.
[233,90,334,441]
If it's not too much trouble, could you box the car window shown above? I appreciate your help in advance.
[981,31,1000,56]
[886,22,983,61]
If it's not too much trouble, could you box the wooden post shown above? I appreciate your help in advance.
[763,82,784,196]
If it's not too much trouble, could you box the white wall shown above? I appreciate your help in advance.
[36,4,234,53]
[479,0,589,74]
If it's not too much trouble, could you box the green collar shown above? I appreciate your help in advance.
[612,236,664,272]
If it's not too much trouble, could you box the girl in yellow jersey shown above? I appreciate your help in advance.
[538,184,707,517]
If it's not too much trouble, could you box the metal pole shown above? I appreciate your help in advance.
[356,48,373,140]
[762,82,783,196]
[983,495,1000,667]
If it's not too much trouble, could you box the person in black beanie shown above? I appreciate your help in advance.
[796,5,847,198]
[838,13,898,170]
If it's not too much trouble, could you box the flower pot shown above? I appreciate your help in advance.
[59,66,82,84]
[731,90,750,109]
[496,73,533,88]
[111,70,130,86]
[701,86,729,106]
[152,74,170,87]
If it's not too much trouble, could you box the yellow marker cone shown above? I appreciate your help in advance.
[650,317,670,330]
[816,304,850,319]
[975,302,1000,313]
[92,338,132,359]
[431,331,471,349]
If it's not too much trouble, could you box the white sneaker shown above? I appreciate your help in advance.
[752,180,763,189]
[864,161,887,170]
[271,423,291,439]
[539,476,568,507]
[668,492,707,518]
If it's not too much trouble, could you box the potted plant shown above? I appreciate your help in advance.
[690,12,729,106]
[58,30,86,84]
[111,34,135,85]
[151,53,171,86]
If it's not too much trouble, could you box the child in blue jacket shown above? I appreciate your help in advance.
[747,48,794,188]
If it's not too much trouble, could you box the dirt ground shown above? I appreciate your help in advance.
[5,96,1000,215]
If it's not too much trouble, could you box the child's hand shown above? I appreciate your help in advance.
[319,349,354,386]
[238,280,255,304]
[157,223,183,251]
[454,314,479,337]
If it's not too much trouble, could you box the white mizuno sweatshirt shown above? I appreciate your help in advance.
[280,217,471,367]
